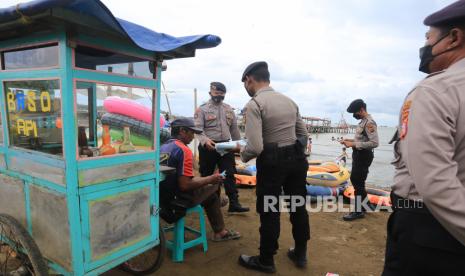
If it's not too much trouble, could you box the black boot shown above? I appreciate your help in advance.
[228,199,250,213]
[238,255,276,273]
[343,211,365,221]
[287,248,307,268]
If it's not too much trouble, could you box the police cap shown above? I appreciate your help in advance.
[424,0,465,26]
[210,82,226,93]
[171,117,203,134]
[347,99,366,113]
[241,61,268,81]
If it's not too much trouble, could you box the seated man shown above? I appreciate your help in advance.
[159,117,241,242]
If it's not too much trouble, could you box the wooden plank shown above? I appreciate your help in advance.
[79,160,155,187]
[0,153,6,169]
[89,187,151,260]
[9,156,65,186]
[30,185,71,270]
[0,174,26,227]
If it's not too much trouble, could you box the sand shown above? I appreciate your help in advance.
[106,187,389,276]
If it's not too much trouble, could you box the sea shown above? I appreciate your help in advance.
[309,127,396,188]
[190,127,396,188]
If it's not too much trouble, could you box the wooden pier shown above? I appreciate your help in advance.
[302,116,356,134]
[236,112,356,134]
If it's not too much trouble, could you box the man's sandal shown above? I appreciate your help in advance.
[212,229,241,242]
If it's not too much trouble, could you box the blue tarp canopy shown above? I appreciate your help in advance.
[0,0,221,59]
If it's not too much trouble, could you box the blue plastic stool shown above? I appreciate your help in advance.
[163,205,208,262]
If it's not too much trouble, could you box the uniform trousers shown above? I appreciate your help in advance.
[383,193,465,276]
[198,144,239,204]
[350,149,374,211]
[255,143,310,263]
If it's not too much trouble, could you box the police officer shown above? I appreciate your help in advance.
[194,82,249,213]
[383,1,465,274]
[238,62,310,273]
[341,99,379,221]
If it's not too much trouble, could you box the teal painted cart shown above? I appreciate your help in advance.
[0,1,221,275]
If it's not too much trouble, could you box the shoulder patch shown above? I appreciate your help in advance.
[400,100,412,139]
[367,122,376,134]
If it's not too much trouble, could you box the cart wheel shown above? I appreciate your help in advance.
[119,228,165,275]
[0,214,49,276]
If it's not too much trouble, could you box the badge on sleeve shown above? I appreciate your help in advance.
[400,100,412,139]
[367,123,376,134]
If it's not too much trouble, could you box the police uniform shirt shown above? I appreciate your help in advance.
[194,99,241,144]
[354,114,379,150]
[240,87,308,162]
[391,57,465,246]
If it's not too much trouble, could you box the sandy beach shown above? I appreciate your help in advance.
[106,186,389,276]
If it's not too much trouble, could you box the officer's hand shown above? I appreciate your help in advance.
[209,173,224,185]
[343,140,354,148]
[205,139,216,151]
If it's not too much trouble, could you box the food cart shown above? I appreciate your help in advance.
[0,0,220,275]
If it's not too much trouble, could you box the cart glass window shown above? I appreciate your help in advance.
[2,44,59,70]
[74,45,155,78]
[76,81,155,158]
[4,80,62,155]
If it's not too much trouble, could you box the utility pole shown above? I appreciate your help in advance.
[162,81,172,115]
[194,88,198,112]
[193,88,199,169]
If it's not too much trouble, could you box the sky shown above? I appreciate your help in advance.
[1,0,457,126]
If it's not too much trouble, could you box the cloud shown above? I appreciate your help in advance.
[0,0,457,126]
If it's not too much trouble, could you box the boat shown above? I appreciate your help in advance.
[343,186,392,207]
[235,164,256,176]
[306,162,350,187]
[235,174,256,186]
[306,182,348,197]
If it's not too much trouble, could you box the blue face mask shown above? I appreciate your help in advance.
[419,32,451,74]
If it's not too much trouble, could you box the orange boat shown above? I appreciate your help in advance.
[308,162,340,173]
[343,186,392,207]
[235,174,256,186]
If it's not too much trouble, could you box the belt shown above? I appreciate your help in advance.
[353,148,374,153]
[213,140,230,143]
[391,193,430,215]
[263,142,296,149]
[262,143,302,158]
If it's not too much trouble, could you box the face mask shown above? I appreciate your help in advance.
[211,95,225,103]
[419,32,452,74]
[244,79,254,97]
[246,88,254,97]
[353,113,362,120]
